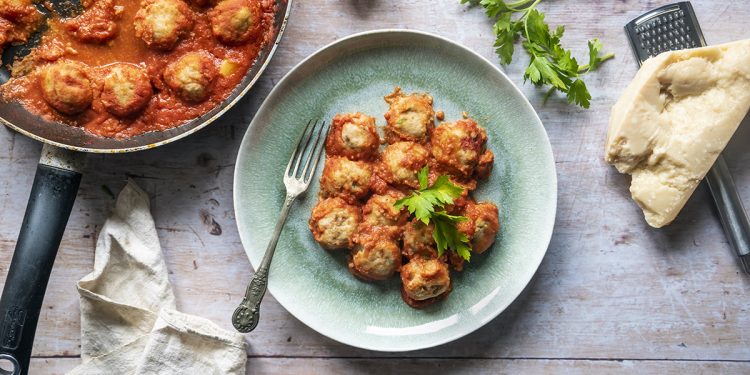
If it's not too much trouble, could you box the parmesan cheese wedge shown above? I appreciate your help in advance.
[606,39,750,228]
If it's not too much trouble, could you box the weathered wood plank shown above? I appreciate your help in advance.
[0,0,747,370]
[27,357,750,375]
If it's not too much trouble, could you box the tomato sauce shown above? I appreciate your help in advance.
[1,0,276,138]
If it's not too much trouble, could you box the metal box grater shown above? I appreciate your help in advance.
[624,2,750,274]
[625,2,706,64]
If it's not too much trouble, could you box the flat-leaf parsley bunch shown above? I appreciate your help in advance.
[461,0,614,108]
[395,166,472,261]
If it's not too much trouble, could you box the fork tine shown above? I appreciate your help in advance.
[292,119,321,178]
[301,121,328,183]
[286,119,315,177]
[285,119,314,176]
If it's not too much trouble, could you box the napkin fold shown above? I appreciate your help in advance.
[68,180,247,375]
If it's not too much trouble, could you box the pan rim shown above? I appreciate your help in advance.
[0,0,293,154]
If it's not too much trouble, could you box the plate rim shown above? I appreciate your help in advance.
[233,28,558,352]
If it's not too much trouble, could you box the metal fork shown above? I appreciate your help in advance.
[232,119,328,333]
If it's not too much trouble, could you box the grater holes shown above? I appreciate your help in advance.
[628,4,703,62]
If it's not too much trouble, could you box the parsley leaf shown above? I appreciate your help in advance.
[461,0,614,109]
[395,166,463,224]
[433,211,472,261]
[428,175,464,206]
[566,79,590,108]
[394,166,473,260]
[586,39,606,71]
[418,165,429,190]
[396,194,434,224]
[492,12,519,64]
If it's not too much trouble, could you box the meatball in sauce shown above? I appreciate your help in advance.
[100,63,153,117]
[40,60,93,115]
[402,219,438,261]
[309,197,361,251]
[163,51,218,103]
[383,87,435,144]
[326,112,380,161]
[459,201,500,254]
[349,225,402,281]
[134,0,194,50]
[63,0,121,44]
[431,118,488,179]
[210,0,262,45]
[362,191,409,228]
[378,141,430,189]
[400,258,452,308]
[319,156,373,203]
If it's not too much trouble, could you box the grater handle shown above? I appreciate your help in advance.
[706,158,750,273]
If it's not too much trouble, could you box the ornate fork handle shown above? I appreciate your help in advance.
[232,194,296,333]
[232,119,327,333]
[232,268,268,333]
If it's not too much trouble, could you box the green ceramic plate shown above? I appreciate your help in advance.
[234,30,557,351]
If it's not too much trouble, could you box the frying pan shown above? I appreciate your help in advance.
[0,1,291,373]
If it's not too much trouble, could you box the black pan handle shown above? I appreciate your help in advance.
[0,146,83,375]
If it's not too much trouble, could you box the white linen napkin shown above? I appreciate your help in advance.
[67,180,247,375]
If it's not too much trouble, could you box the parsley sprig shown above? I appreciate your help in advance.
[395,166,472,261]
[461,0,614,108]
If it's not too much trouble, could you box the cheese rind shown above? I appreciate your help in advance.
[606,39,750,228]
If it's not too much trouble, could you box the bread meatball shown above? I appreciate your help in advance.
[362,191,408,228]
[134,0,193,50]
[431,118,488,179]
[309,197,361,250]
[349,225,401,281]
[163,51,218,103]
[100,63,153,117]
[400,258,451,308]
[210,0,262,45]
[325,112,380,161]
[379,141,429,189]
[40,60,93,115]
[475,149,494,180]
[383,87,435,144]
[319,156,372,203]
[0,0,34,21]
[0,0,39,53]
[0,17,11,45]
[63,0,120,44]
[446,251,465,272]
[462,201,500,254]
[402,219,437,260]
[189,0,217,6]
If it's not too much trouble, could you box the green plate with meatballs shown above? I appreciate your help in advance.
[234,30,557,351]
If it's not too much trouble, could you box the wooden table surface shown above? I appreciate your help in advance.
[1,0,749,373]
